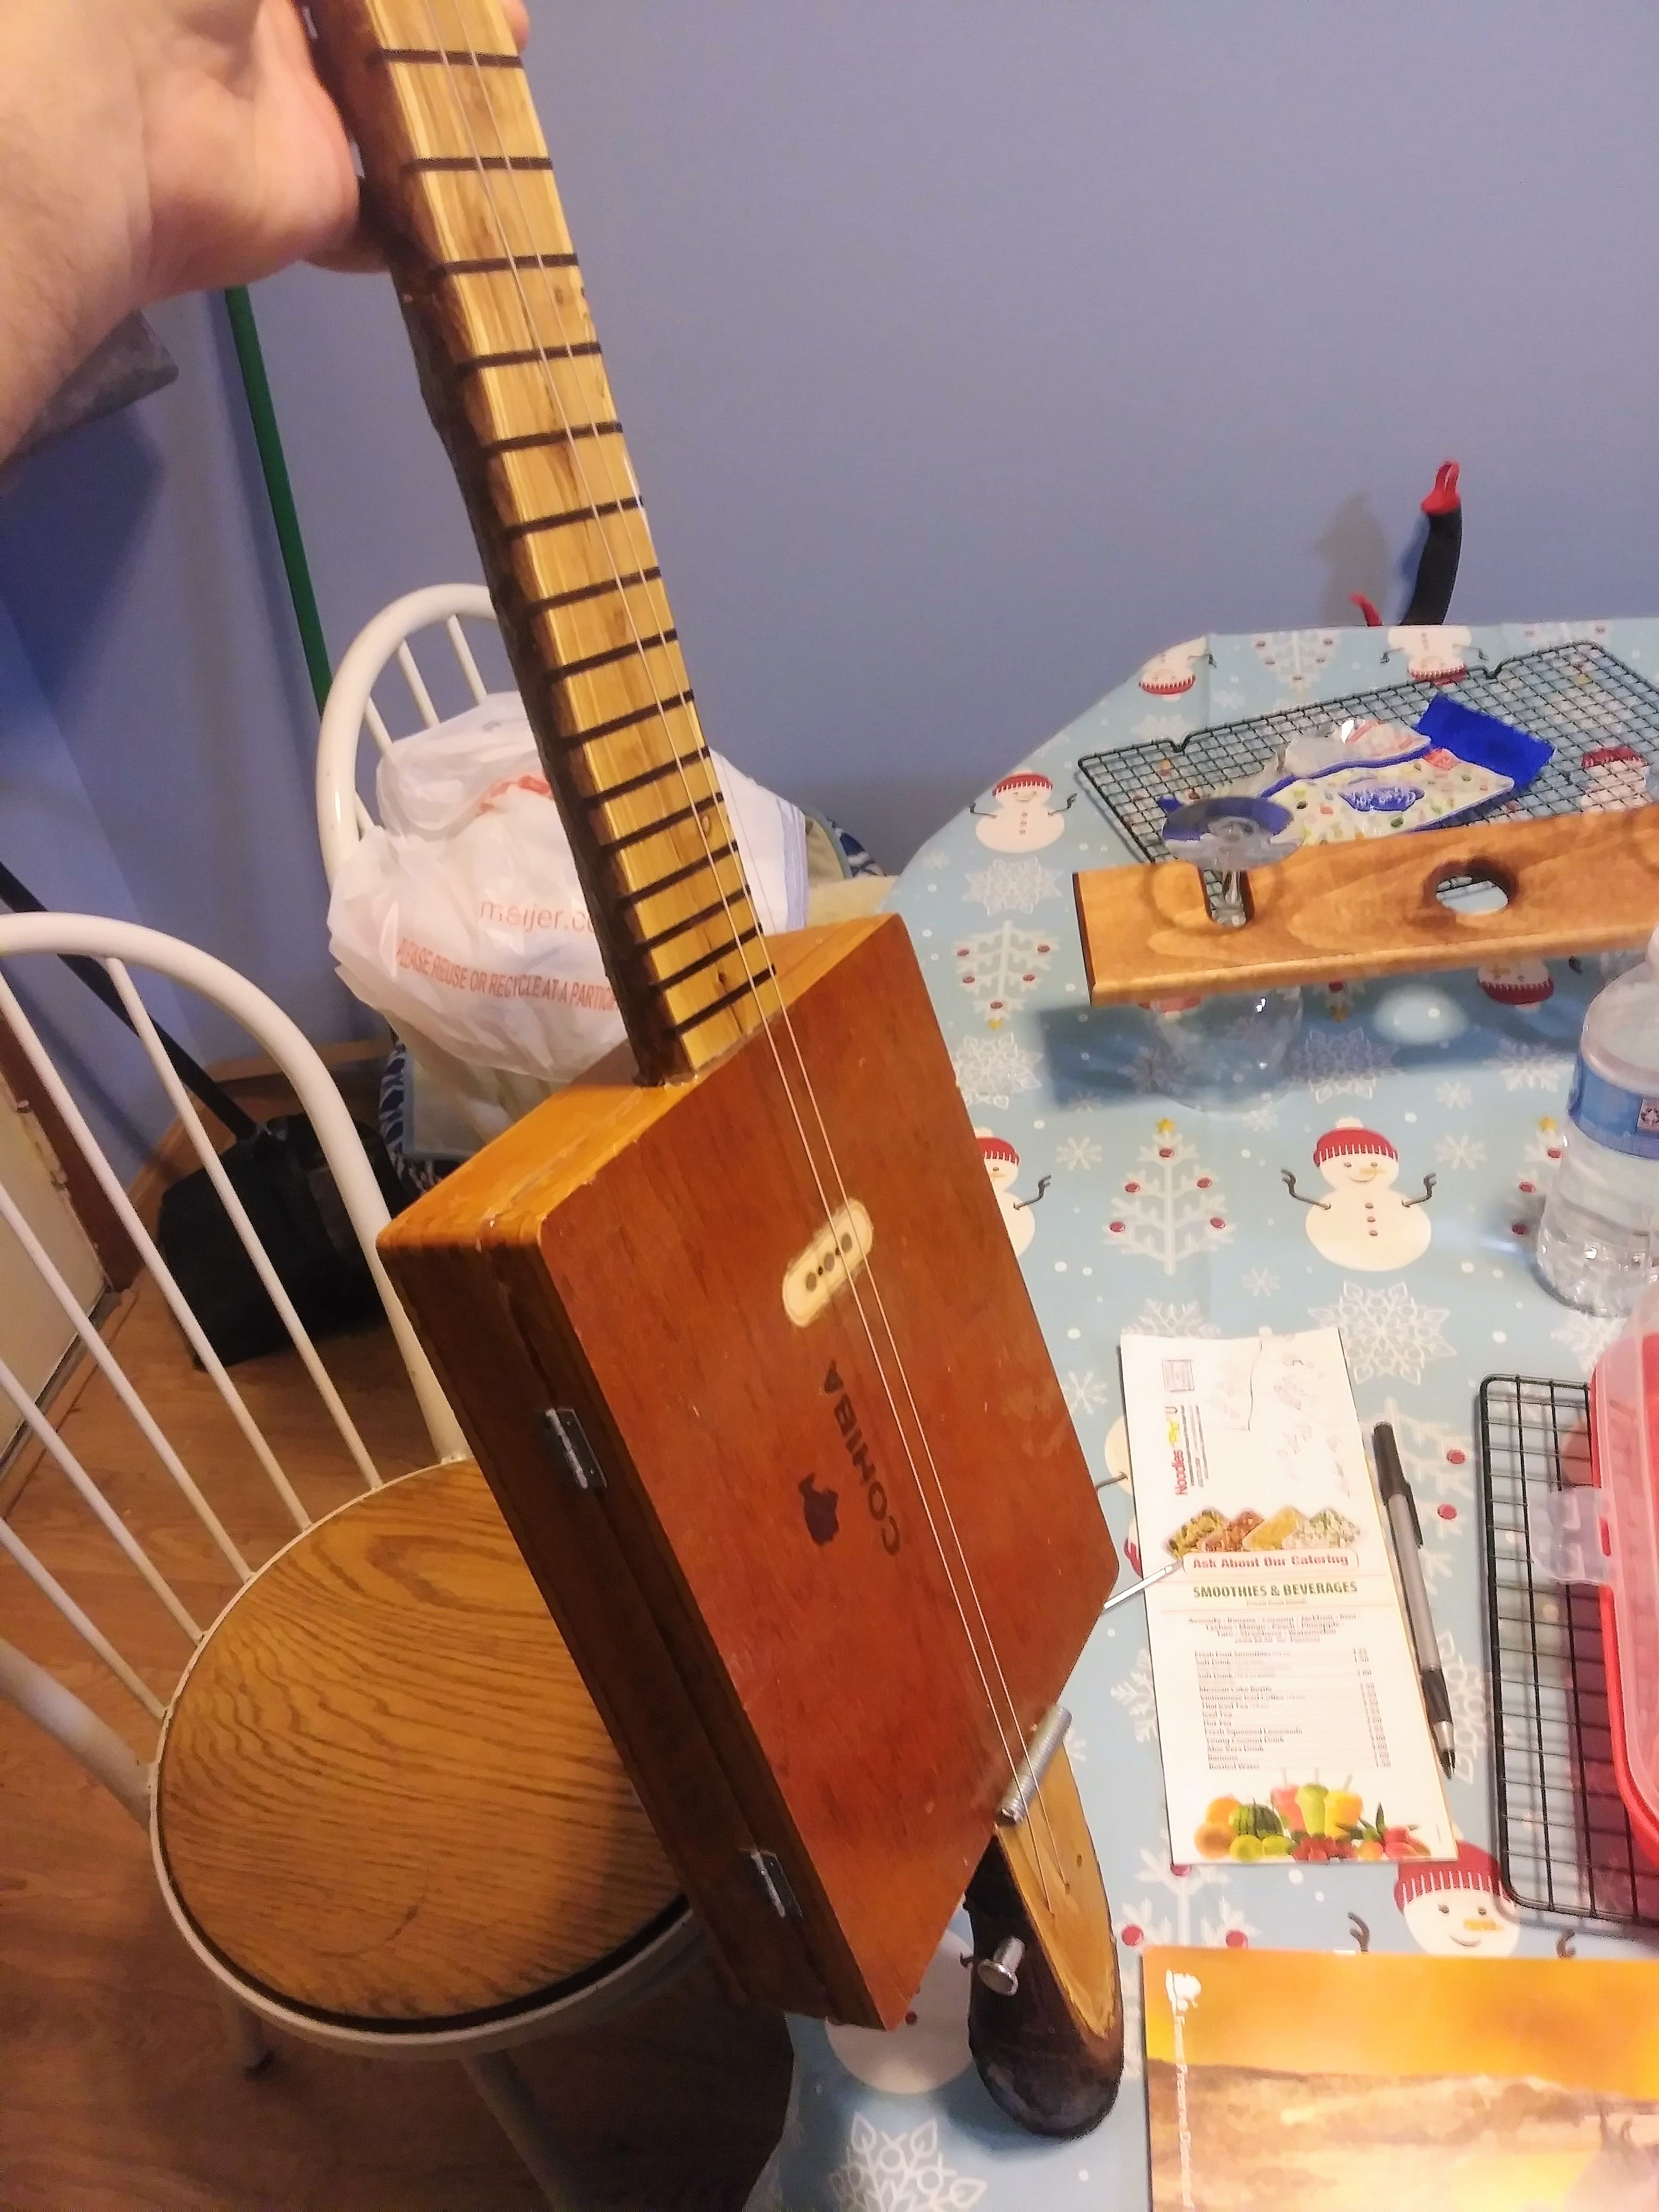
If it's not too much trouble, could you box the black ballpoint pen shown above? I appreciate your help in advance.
[1373,1421,1456,1775]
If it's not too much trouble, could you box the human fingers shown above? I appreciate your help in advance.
[305,0,531,272]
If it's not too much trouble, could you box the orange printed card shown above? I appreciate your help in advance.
[1145,1944,1659,2209]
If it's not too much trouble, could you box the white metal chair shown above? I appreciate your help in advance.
[0,913,695,2209]
[316,582,501,890]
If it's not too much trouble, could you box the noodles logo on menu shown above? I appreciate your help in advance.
[1164,1402,1209,1497]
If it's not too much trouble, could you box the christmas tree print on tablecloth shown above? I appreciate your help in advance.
[1507,1113,1565,1243]
[1124,1297,1220,1337]
[953,919,1054,1029]
[1252,628,1339,693]
[1105,1118,1231,1277]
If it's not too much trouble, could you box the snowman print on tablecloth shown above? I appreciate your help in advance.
[1384,624,1473,683]
[825,1928,974,2092]
[1137,635,1210,696]
[971,769,1074,851]
[1395,1840,1520,1957]
[977,1129,1049,1255]
[1579,743,1650,811]
[1281,1117,1436,1271]
[1478,961,1554,1011]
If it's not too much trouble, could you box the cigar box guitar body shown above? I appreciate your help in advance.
[310,0,1122,2133]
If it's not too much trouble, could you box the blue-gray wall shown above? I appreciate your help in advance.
[2,0,1657,1158]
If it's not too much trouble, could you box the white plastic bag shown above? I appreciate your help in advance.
[328,694,807,1099]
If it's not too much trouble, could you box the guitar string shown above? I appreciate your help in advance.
[417,0,1070,1905]
[409,0,1067,1901]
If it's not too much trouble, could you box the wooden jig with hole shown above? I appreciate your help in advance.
[1075,808,1659,1004]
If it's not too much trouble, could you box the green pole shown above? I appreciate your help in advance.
[222,286,333,714]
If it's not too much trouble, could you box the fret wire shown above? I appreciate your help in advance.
[650,926,760,994]
[596,794,722,858]
[613,839,738,907]
[665,970,779,1040]
[544,688,694,747]
[405,154,553,172]
[432,253,579,276]
[500,495,641,543]
[579,745,711,806]
[481,420,622,456]
[456,341,601,372]
[543,630,677,685]
[526,567,660,616]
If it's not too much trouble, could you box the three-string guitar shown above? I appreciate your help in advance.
[309,0,1124,2133]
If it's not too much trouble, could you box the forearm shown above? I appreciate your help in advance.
[0,14,144,458]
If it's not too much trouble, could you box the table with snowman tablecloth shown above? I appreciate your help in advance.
[749,617,1659,2212]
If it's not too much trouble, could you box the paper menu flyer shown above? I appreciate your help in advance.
[1121,1329,1454,1866]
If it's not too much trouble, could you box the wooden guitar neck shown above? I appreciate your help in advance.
[311,0,776,1082]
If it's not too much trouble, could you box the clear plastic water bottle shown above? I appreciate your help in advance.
[1537,927,1659,1316]
[1141,988,1303,1109]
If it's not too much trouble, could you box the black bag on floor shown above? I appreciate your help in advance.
[0,858,408,1368]
[156,1113,407,1368]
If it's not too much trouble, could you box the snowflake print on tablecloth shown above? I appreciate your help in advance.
[828,2117,986,2212]
[1054,1133,1102,1172]
[953,919,1054,1029]
[1293,1017,1398,1104]
[1111,1644,1158,1744]
[962,854,1060,916]
[1238,1099,1280,1132]
[1496,1038,1573,1093]
[1252,629,1339,694]
[1105,1120,1233,1277]
[1309,1281,1454,1384]
[1436,1078,1474,1110]
[1291,1023,1397,1103]
[1242,1267,1279,1297]
[1124,1297,1221,1337]
[918,848,951,872]
[1062,1369,1111,1417]
[1434,1134,1486,1171]
[1551,1308,1623,1378]
[950,1033,1040,1109]
[1438,1628,1489,1761]
[1211,684,1246,713]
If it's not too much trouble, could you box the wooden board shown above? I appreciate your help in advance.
[1076,806,1659,1003]
[155,1459,684,2026]
[380,916,1118,2030]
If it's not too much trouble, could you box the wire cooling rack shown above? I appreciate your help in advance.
[1480,1372,1659,1930]
[1079,640,1659,860]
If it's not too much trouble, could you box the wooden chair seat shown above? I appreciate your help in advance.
[154,1459,685,2031]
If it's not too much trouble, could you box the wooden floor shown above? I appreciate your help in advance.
[1,1276,792,2210]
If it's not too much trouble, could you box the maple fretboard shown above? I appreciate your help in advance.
[313,0,778,1082]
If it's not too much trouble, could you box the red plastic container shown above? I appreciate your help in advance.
[1590,1287,1659,1866]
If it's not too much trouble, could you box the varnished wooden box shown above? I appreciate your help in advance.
[381,916,1116,2026]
